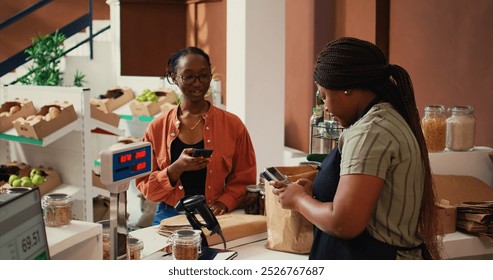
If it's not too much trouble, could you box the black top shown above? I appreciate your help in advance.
[170,138,206,197]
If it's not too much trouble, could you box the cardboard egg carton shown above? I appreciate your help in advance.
[13,101,78,140]
[90,87,135,114]
[0,98,36,133]
[130,89,178,116]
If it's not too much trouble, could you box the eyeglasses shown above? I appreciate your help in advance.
[176,73,212,85]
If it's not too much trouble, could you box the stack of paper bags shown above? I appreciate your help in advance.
[456,201,493,241]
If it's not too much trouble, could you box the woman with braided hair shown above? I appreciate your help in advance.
[271,37,442,259]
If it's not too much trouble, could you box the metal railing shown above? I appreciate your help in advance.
[0,0,110,79]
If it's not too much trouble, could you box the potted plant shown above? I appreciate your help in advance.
[16,30,86,87]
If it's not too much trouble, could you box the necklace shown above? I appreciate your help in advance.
[189,117,203,130]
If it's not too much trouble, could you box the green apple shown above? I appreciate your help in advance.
[31,174,46,186]
[12,179,22,187]
[30,168,42,178]
[8,174,19,185]
[21,179,34,188]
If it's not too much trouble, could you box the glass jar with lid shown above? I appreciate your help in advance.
[421,105,446,152]
[244,185,262,215]
[170,229,202,260]
[446,105,476,151]
[98,220,111,260]
[42,193,72,227]
[128,237,144,260]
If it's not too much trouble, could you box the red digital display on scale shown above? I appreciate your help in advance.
[132,161,147,172]
[119,150,146,164]
[135,150,146,159]
[119,153,132,163]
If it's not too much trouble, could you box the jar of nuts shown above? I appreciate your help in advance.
[421,105,446,152]
[42,193,72,227]
[127,237,144,260]
[98,220,111,260]
[171,229,202,260]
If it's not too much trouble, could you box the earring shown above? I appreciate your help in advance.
[344,90,351,95]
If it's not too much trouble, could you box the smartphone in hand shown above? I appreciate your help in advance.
[191,148,213,158]
[260,167,291,184]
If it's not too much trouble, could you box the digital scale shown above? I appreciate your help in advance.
[0,188,50,260]
[99,141,152,260]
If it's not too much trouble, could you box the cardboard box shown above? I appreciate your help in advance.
[90,103,120,127]
[90,87,135,113]
[0,98,36,132]
[35,166,62,196]
[130,89,178,116]
[160,102,177,114]
[92,170,107,190]
[434,174,493,235]
[117,137,142,145]
[13,101,78,140]
[435,201,457,235]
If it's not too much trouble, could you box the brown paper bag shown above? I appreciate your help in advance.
[264,165,318,254]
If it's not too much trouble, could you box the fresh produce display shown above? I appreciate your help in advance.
[16,106,61,122]
[136,89,158,102]
[8,167,46,187]
[0,105,21,117]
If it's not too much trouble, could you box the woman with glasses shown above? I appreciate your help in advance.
[270,37,442,259]
[136,47,257,225]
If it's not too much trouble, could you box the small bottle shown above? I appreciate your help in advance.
[421,105,446,152]
[309,107,318,153]
[210,79,222,106]
[446,106,476,151]
[42,193,72,227]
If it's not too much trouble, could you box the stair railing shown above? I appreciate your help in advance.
[0,0,110,80]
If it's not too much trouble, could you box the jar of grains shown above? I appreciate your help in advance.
[42,193,72,227]
[446,106,476,151]
[127,237,144,260]
[171,229,202,260]
[98,220,111,260]
[421,105,446,152]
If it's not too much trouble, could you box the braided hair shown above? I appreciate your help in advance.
[314,37,442,259]
[165,47,211,82]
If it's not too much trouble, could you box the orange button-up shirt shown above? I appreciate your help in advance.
[136,104,257,212]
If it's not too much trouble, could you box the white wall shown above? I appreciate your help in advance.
[227,0,286,174]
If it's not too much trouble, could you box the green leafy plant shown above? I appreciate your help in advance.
[17,30,86,87]
[73,70,86,87]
